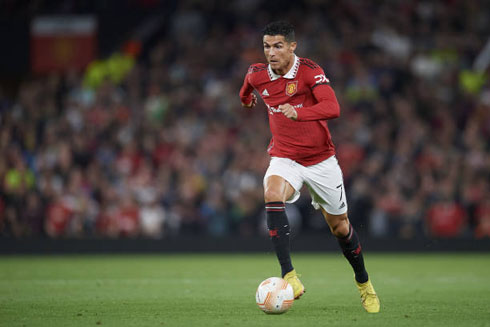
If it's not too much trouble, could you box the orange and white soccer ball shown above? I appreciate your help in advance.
[255,277,294,314]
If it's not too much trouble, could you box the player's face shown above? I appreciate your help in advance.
[263,35,297,74]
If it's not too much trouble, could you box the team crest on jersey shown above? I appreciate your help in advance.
[285,81,298,96]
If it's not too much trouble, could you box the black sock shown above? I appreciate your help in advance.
[266,201,294,277]
[337,224,369,283]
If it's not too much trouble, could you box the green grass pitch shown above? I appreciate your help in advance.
[1,253,489,327]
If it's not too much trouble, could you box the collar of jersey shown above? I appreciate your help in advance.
[268,54,299,81]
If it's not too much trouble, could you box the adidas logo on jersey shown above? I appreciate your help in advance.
[339,202,346,209]
[262,89,269,96]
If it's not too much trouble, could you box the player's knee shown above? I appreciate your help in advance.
[264,189,284,203]
[330,216,350,238]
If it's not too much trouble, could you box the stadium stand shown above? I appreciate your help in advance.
[0,0,489,242]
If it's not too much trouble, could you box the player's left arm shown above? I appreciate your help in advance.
[294,67,340,122]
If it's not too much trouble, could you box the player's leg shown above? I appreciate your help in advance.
[264,175,305,299]
[303,156,379,312]
[321,210,379,313]
[264,174,296,276]
[263,158,305,299]
[321,210,368,283]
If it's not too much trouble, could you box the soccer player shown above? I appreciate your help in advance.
[239,21,380,313]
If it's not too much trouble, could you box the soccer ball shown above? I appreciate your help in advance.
[255,277,294,314]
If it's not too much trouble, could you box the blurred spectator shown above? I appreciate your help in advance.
[426,200,467,238]
[475,196,490,239]
[140,196,166,238]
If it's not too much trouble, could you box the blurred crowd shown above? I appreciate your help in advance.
[0,0,489,240]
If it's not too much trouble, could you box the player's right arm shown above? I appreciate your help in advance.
[239,66,257,108]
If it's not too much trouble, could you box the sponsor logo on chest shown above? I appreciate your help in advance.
[266,103,303,115]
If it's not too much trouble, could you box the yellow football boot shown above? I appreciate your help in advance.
[356,278,380,313]
[284,269,305,299]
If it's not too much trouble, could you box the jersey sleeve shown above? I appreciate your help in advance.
[239,66,255,105]
[295,66,340,122]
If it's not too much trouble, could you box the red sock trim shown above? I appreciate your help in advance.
[265,202,285,212]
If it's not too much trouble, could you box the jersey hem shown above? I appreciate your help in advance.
[268,151,335,167]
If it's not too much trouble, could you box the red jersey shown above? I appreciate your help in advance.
[239,55,340,166]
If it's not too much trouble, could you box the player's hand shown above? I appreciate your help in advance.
[279,103,297,120]
[241,93,257,108]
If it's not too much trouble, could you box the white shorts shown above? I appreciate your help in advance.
[263,156,348,215]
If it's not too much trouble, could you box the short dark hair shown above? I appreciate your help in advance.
[262,21,295,42]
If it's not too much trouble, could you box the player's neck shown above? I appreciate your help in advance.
[273,54,296,76]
